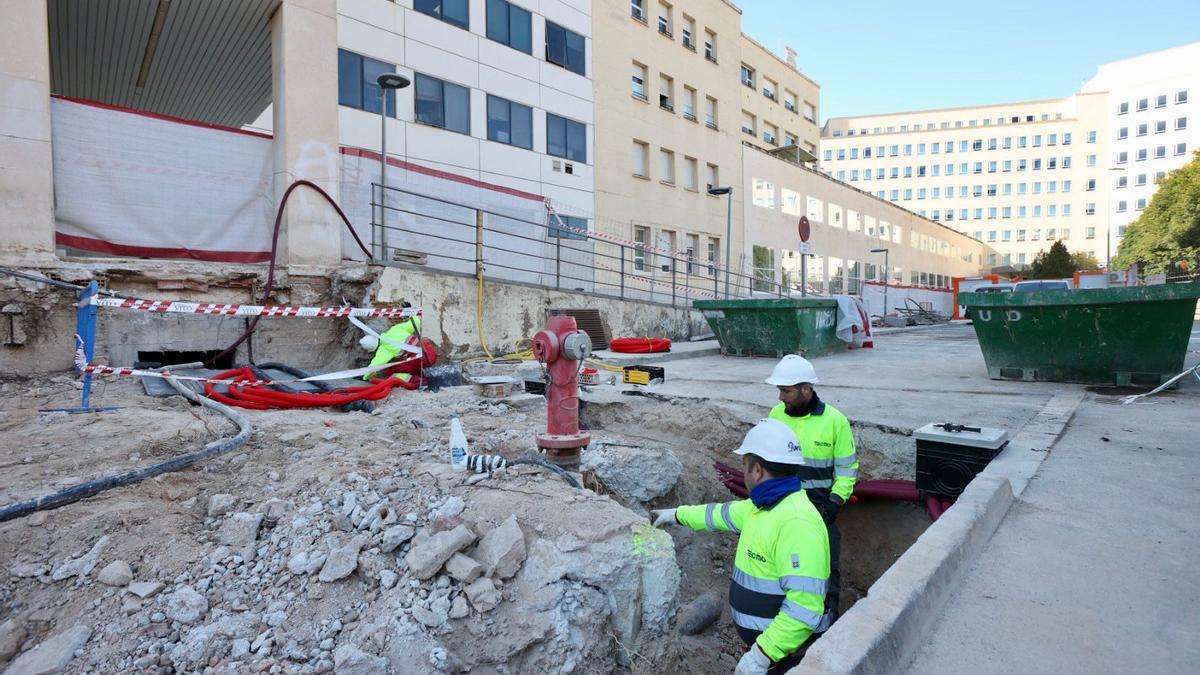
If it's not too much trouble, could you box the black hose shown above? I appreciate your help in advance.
[510,457,580,488]
[254,361,375,413]
[0,369,252,523]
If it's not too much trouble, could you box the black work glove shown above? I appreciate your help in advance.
[818,495,843,524]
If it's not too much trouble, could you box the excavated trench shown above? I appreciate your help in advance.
[581,391,931,657]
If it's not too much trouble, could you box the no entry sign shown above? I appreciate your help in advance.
[798,216,811,242]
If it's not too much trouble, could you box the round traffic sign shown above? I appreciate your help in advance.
[798,216,811,242]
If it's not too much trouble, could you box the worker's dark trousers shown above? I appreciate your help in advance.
[825,519,841,624]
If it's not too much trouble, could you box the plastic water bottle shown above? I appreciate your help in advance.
[449,415,469,472]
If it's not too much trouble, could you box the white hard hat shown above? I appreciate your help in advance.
[765,354,819,386]
[359,334,380,352]
[734,419,805,465]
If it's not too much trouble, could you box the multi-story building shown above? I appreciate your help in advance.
[819,42,1200,270]
[1079,42,1200,254]
[594,0,985,307]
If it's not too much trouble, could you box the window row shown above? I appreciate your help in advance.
[929,204,1083,224]
[1113,171,1168,188]
[1114,144,1188,163]
[414,0,585,76]
[831,111,1072,137]
[825,132,1079,161]
[738,64,815,121]
[870,181,1077,200]
[976,228,1073,244]
[830,157,1083,183]
[630,0,719,63]
[629,224,722,277]
[630,62,721,130]
[740,110,802,147]
[631,140,719,191]
[1116,91,1189,114]
[1115,198,1150,213]
[1116,117,1187,139]
[339,52,587,161]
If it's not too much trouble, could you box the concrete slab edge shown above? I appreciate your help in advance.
[791,389,1087,675]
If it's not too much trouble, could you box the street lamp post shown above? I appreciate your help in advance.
[376,73,411,259]
[870,248,889,315]
[707,186,734,298]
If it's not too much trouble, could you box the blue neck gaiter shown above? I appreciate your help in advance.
[749,475,802,510]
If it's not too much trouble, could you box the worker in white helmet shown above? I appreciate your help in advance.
[360,301,424,382]
[652,419,830,674]
[764,354,858,627]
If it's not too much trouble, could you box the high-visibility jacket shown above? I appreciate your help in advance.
[364,317,422,381]
[769,399,859,504]
[676,491,830,662]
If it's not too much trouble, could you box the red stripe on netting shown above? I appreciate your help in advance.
[55,233,272,263]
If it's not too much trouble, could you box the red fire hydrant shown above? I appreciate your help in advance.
[532,315,592,468]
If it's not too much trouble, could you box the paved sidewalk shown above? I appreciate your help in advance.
[906,340,1200,673]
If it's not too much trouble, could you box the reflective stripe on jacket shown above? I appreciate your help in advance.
[676,491,830,661]
[768,400,859,503]
[364,317,422,381]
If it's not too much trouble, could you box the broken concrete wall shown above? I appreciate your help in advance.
[375,265,709,359]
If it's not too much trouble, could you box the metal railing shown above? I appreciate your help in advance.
[369,182,800,307]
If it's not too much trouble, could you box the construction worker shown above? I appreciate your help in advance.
[651,419,829,674]
[765,354,858,625]
[360,302,423,382]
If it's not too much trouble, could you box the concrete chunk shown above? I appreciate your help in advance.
[127,581,164,599]
[464,577,501,612]
[318,535,366,583]
[444,553,483,583]
[206,493,237,517]
[474,515,526,579]
[96,560,133,587]
[217,512,263,546]
[403,525,476,580]
[163,586,209,624]
[380,525,415,553]
[50,535,109,581]
[5,624,91,675]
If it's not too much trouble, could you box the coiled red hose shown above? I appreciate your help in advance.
[609,337,672,353]
[204,368,417,410]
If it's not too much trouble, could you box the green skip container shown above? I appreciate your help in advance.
[693,298,843,358]
[960,283,1200,385]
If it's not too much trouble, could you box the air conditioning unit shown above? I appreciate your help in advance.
[564,163,574,175]
[552,160,561,172]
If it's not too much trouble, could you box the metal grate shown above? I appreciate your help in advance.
[549,309,609,350]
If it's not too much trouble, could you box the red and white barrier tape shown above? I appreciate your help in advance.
[75,355,412,386]
[592,260,718,299]
[90,296,421,319]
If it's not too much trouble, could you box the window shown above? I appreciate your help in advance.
[656,1,672,35]
[1136,198,1147,211]
[1178,90,1189,105]
[1136,173,1147,186]
[762,77,777,102]
[546,113,586,162]
[549,214,587,240]
[337,50,397,116]
[1016,229,1025,240]
[659,148,675,184]
[1137,98,1148,111]
[1155,145,1166,159]
[784,91,798,113]
[1116,175,1127,188]
[1063,132,1072,145]
[1156,94,1167,108]
[486,0,532,53]
[683,156,697,190]
[704,30,717,62]
[705,96,718,129]
[631,0,646,21]
[658,74,674,111]
[707,238,719,276]
[823,149,832,161]
[485,95,532,149]
[1085,202,1095,215]
[740,64,755,88]
[682,86,697,121]
[1154,120,1166,134]
[763,123,778,146]
[1177,142,1188,155]
[1137,148,1147,161]
[1085,226,1096,240]
[1155,171,1166,183]
[633,225,649,271]
[415,0,469,29]
[1063,180,1072,192]
[1088,130,1097,143]
[706,163,719,191]
[1178,117,1188,130]
[741,111,756,137]
[632,140,648,177]
[1137,123,1147,137]
[1086,178,1096,191]
[1117,151,1127,164]
[1119,127,1128,140]
[546,22,586,76]
[631,63,647,100]
[681,15,696,49]
[415,73,470,134]
[1118,101,1129,115]
[784,133,797,147]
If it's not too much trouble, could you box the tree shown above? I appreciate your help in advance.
[1113,151,1200,274]
[1070,251,1101,272]
[1027,241,1076,279]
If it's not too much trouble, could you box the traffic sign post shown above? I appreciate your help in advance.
[798,216,811,297]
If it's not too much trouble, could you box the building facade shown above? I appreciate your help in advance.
[819,42,1200,270]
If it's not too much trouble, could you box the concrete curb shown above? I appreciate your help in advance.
[589,344,722,365]
[792,389,1086,675]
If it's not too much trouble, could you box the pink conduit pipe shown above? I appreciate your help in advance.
[713,469,952,521]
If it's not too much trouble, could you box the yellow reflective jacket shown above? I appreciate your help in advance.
[676,491,829,661]
[363,317,422,381]
[769,399,859,503]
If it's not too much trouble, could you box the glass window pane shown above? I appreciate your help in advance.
[361,56,396,116]
[546,24,566,66]
[337,50,362,109]
[444,81,470,134]
[511,102,533,149]
[566,118,586,162]
[547,114,565,157]
[510,5,532,53]
[566,31,586,75]
[414,0,440,19]
[415,74,443,127]
[444,0,469,28]
[486,95,510,144]
[486,0,508,44]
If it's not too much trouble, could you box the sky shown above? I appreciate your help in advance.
[735,0,1200,123]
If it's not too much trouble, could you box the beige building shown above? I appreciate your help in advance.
[593,0,983,305]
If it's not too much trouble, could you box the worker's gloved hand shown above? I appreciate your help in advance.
[817,495,843,524]
[650,509,677,528]
[733,643,772,675]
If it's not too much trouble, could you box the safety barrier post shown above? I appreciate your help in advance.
[619,244,626,300]
[555,231,562,291]
[40,281,121,414]
[671,263,677,308]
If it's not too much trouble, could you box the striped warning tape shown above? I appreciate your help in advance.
[90,296,421,319]
[75,361,401,385]
[592,260,718,299]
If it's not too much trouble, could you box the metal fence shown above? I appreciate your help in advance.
[368,183,800,307]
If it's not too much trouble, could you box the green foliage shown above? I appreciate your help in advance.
[1070,251,1101,272]
[1113,151,1200,273]
[1027,241,1076,279]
